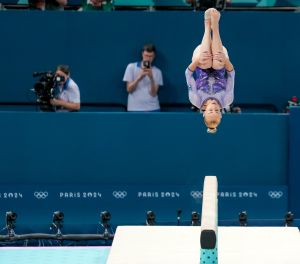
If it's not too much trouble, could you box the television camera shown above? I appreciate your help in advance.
[32,71,65,111]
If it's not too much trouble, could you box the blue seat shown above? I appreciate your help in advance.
[1,0,19,4]
[153,0,190,7]
[68,0,82,6]
[114,0,190,7]
[230,0,258,7]
[114,0,154,6]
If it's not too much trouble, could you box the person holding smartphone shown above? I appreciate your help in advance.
[123,44,163,112]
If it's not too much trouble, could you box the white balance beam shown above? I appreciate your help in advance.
[106,226,300,264]
[200,176,218,263]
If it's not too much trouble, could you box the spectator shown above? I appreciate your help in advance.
[17,0,45,10]
[50,65,80,112]
[123,44,163,112]
[29,0,45,10]
[185,8,235,133]
[78,0,113,11]
[46,0,67,10]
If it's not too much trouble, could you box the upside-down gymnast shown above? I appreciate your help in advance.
[185,8,235,133]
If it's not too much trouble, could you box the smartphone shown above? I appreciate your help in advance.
[143,60,151,69]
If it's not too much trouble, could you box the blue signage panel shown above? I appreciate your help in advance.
[0,185,287,234]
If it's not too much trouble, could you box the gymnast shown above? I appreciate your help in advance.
[185,8,235,133]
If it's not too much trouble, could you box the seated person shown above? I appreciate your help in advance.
[29,0,45,10]
[17,0,45,10]
[185,8,235,133]
[50,65,80,112]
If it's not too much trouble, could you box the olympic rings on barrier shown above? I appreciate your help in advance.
[113,191,127,199]
[34,191,48,199]
[268,191,283,199]
[190,191,202,199]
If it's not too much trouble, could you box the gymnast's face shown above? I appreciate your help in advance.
[203,101,222,129]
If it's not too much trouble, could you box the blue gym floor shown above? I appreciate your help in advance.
[0,247,111,264]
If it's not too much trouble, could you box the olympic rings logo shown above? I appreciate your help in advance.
[34,191,48,199]
[268,191,283,199]
[113,191,127,199]
[190,191,202,199]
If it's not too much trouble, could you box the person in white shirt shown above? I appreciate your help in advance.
[50,65,80,112]
[123,44,163,112]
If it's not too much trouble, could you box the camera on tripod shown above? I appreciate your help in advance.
[32,71,65,111]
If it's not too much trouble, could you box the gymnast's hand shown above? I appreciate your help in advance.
[197,51,213,68]
[213,51,226,63]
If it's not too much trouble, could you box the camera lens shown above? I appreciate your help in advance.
[55,75,65,82]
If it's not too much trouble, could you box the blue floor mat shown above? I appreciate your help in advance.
[0,246,111,264]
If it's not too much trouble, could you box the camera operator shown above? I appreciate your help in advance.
[123,43,163,112]
[50,65,80,112]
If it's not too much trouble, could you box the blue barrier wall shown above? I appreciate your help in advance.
[0,112,288,185]
[0,112,289,231]
[289,107,300,218]
[0,11,299,110]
